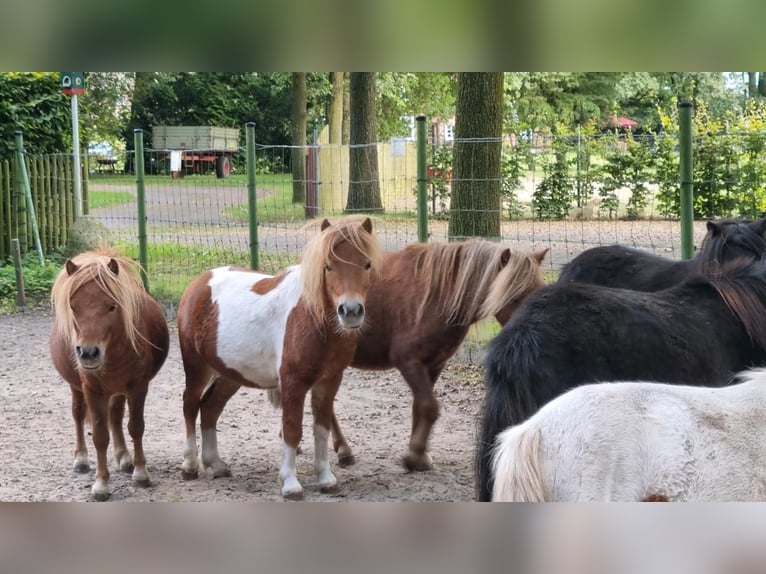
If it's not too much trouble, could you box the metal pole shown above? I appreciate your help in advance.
[11,238,25,308]
[246,122,259,270]
[14,131,44,265]
[678,101,694,260]
[134,129,149,290]
[71,93,83,219]
[416,115,428,243]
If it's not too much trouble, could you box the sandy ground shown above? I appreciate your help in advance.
[0,306,485,502]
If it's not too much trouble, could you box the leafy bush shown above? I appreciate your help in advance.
[0,253,62,311]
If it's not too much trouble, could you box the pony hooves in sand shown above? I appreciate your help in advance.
[73,462,90,474]
[119,461,134,474]
[133,478,151,488]
[91,490,111,502]
[403,452,433,472]
[337,453,356,467]
[181,470,199,481]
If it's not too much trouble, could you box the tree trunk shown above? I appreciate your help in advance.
[291,73,307,204]
[342,72,351,145]
[759,73,766,97]
[346,72,383,213]
[448,73,504,240]
[328,72,344,145]
[748,72,758,98]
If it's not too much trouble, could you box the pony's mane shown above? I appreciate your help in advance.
[412,240,541,326]
[705,258,766,351]
[299,216,382,324]
[698,218,766,269]
[51,249,147,353]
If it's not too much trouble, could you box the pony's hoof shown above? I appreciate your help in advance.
[91,490,111,502]
[120,461,135,474]
[181,469,199,481]
[402,453,434,472]
[282,489,304,501]
[73,462,90,474]
[296,445,303,455]
[337,453,356,467]
[212,467,232,479]
[133,478,151,488]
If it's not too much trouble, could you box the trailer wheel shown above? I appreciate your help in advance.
[216,155,231,179]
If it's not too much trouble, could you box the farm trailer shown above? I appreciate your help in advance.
[151,126,240,179]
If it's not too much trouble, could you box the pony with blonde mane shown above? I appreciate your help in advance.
[49,249,169,501]
[491,369,766,501]
[327,239,548,471]
[177,216,382,499]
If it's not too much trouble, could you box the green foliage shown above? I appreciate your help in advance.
[500,142,529,219]
[425,143,453,219]
[0,73,71,162]
[532,140,574,220]
[87,191,134,209]
[0,254,62,311]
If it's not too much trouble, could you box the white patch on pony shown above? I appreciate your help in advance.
[200,427,230,477]
[313,424,337,489]
[208,266,303,389]
[491,369,766,501]
[279,443,302,498]
[182,435,199,476]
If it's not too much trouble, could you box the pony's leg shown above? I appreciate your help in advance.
[83,388,111,501]
[126,391,150,487]
[181,366,213,480]
[71,389,90,473]
[279,381,310,499]
[330,411,355,467]
[400,363,440,472]
[199,377,240,478]
[311,376,343,493]
[108,395,133,474]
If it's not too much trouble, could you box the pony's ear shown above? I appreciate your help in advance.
[108,258,119,276]
[751,217,766,237]
[533,248,549,264]
[499,248,511,268]
[65,259,79,276]
[707,220,722,236]
[360,217,373,234]
[320,218,331,231]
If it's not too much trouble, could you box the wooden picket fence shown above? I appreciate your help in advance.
[0,154,77,260]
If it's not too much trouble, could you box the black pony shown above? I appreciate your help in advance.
[557,217,766,291]
[476,258,766,501]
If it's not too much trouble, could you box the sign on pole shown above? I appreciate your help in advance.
[61,72,84,218]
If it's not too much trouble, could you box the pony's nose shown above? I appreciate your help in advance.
[337,302,365,321]
[76,345,101,362]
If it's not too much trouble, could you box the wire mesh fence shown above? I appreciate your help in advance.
[8,128,766,358]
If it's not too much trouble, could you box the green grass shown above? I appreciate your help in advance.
[87,191,134,209]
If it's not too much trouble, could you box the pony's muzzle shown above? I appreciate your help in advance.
[76,345,102,369]
[337,301,365,329]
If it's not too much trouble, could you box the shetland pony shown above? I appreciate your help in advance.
[177,216,382,499]
[491,369,766,501]
[328,240,548,471]
[50,250,169,501]
[476,258,766,501]
[558,217,766,291]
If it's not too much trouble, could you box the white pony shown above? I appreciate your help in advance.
[490,368,766,502]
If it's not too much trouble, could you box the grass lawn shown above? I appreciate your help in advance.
[86,190,134,209]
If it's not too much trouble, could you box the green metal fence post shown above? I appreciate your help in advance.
[416,115,428,243]
[678,101,694,260]
[246,122,259,270]
[134,129,149,290]
[14,131,44,265]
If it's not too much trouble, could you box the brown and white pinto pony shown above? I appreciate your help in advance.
[177,216,382,499]
[50,250,169,501]
[332,240,548,471]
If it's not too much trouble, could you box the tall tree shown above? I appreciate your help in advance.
[449,73,504,240]
[328,72,344,145]
[342,72,351,145]
[346,73,383,213]
[291,73,307,204]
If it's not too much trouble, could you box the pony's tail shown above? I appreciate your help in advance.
[491,425,546,502]
[475,326,541,502]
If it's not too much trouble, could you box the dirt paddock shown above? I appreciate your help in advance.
[0,307,485,502]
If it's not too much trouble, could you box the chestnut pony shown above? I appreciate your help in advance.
[177,216,382,499]
[50,250,169,501]
[331,240,548,471]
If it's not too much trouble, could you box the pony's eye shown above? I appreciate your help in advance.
[364,261,372,270]
[108,304,117,312]
[325,264,333,272]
